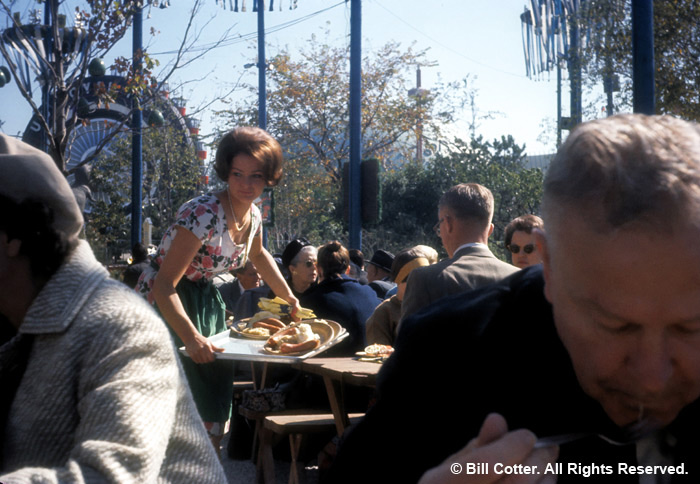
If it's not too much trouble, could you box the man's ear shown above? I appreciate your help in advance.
[445,214,455,235]
[2,234,21,258]
[533,228,553,303]
[487,223,494,238]
[8,239,21,257]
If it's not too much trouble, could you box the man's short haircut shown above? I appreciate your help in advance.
[439,183,494,227]
[504,214,544,247]
[213,126,284,186]
[233,259,255,276]
[542,114,700,232]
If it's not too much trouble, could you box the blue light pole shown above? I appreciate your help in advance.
[257,2,269,249]
[257,5,266,131]
[348,0,362,250]
[632,0,655,114]
[131,4,143,249]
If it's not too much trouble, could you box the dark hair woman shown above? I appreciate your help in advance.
[136,126,300,453]
[300,241,381,355]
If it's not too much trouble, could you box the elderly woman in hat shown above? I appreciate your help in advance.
[281,238,318,297]
[365,246,432,346]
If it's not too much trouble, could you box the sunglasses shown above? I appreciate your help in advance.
[508,244,535,255]
[298,260,316,268]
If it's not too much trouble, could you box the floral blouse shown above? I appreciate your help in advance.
[137,192,261,304]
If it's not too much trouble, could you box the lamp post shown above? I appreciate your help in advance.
[632,0,655,114]
[131,3,143,249]
[257,4,266,131]
[348,0,362,251]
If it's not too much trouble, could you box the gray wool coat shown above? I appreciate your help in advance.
[0,241,227,483]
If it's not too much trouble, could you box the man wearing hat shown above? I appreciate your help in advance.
[399,183,518,324]
[0,135,226,482]
[365,249,397,299]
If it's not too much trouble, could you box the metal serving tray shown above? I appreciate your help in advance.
[179,328,349,364]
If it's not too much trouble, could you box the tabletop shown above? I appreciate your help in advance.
[293,357,381,387]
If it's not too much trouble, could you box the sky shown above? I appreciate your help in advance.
[0,0,564,156]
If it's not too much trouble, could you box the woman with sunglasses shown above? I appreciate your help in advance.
[281,238,318,297]
[504,214,544,269]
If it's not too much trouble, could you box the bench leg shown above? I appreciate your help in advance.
[258,427,276,484]
[288,434,302,484]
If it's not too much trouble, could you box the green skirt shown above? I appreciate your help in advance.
[167,277,235,423]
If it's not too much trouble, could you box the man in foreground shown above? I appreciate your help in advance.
[325,114,700,483]
[0,134,227,483]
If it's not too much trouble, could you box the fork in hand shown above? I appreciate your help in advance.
[534,418,657,448]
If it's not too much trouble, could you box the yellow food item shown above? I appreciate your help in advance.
[248,311,278,324]
[242,327,271,337]
[258,297,316,319]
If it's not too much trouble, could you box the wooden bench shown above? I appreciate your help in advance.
[237,407,324,466]
[259,412,365,484]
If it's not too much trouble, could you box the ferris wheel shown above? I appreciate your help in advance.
[2,12,206,180]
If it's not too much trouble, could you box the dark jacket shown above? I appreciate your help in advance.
[326,266,700,483]
[300,275,381,355]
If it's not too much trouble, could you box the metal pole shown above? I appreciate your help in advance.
[41,0,53,154]
[556,62,562,147]
[568,11,582,126]
[257,1,269,249]
[348,0,362,250]
[416,67,423,164]
[632,0,655,114]
[131,5,143,249]
[258,3,266,131]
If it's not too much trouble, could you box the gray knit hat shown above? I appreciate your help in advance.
[0,134,83,242]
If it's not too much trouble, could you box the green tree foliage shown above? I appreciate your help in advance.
[215,31,475,252]
[86,122,201,262]
[579,0,700,121]
[378,135,544,261]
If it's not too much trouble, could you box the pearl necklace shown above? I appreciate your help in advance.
[226,190,248,233]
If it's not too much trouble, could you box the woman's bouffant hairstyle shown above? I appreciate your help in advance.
[213,127,284,186]
[504,214,544,247]
[317,240,350,279]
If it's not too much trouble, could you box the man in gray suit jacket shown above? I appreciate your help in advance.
[399,183,519,324]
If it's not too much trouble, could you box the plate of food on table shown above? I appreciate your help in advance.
[356,344,395,363]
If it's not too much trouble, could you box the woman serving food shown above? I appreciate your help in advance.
[136,126,299,452]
